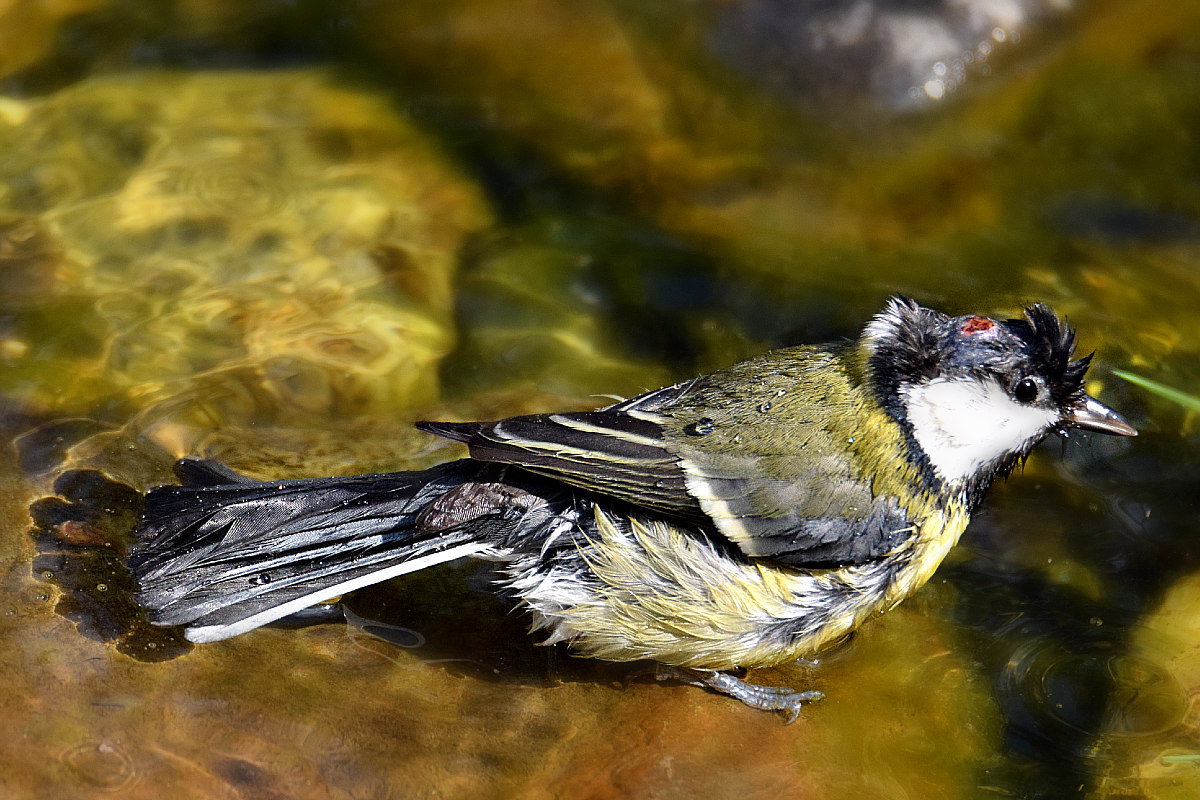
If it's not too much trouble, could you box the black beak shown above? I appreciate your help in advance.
[1064,395,1138,436]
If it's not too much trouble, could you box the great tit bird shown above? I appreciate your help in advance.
[129,297,1136,717]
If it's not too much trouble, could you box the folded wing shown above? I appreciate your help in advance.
[419,376,916,568]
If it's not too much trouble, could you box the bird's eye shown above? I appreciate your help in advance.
[1013,377,1039,404]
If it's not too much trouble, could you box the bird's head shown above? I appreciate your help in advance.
[862,296,1136,495]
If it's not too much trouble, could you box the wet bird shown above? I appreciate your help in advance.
[129,297,1136,717]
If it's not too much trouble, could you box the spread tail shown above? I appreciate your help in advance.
[129,458,492,643]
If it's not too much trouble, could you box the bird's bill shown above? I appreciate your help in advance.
[1065,395,1138,436]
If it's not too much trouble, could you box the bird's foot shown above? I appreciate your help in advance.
[655,665,822,723]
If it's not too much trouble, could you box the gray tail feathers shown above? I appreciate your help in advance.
[128,458,492,643]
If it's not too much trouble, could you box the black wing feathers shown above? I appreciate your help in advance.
[731,496,914,567]
[420,412,699,518]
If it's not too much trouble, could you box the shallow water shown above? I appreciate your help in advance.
[2,1,1200,798]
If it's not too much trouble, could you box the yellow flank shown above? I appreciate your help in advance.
[885,505,971,607]
[530,500,971,670]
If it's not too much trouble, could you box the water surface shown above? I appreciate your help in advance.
[2,1,1199,798]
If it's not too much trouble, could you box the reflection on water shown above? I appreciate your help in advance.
[2,1,1199,798]
[60,739,137,793]
[27,468,192,661]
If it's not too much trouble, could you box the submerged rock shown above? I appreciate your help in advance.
[0,69,491,478]
[710,0,1076,110]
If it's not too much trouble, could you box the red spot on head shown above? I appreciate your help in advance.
[961,316,996,335]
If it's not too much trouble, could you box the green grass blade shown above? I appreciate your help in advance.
[1112,369,1200,413]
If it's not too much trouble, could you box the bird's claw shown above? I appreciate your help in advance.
[656,665,823,723]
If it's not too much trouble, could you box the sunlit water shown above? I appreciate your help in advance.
[2,1,1200,798]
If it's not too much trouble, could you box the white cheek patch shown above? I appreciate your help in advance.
[902,377,1059,485]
